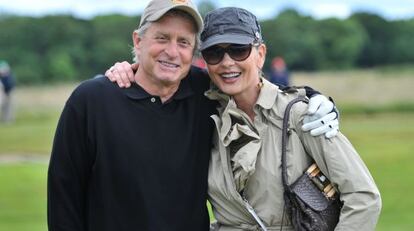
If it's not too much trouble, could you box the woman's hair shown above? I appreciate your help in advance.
[131,9,201,63]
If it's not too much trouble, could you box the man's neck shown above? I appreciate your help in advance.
[134,71,180,103]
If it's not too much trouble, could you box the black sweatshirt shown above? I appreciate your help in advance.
[48,67,215,231]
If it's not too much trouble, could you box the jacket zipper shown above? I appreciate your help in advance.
[242,197,268,231]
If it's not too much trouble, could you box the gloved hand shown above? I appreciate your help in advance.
[301,95,339,138]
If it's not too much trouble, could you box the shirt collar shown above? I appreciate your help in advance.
[123,75,194,101]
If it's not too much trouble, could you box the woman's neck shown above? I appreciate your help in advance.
[233,81,262,121]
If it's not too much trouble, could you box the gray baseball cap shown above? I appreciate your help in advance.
[200,7,263,50]
[139,0,203,33]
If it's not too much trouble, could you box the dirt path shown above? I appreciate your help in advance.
[0,154,49,164]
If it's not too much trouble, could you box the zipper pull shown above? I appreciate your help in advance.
[243,197,268,231]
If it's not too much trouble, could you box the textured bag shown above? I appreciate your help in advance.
[281,97,342,231]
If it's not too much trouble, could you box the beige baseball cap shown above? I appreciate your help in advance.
[139,0,203,32]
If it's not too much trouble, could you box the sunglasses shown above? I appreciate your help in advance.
[201,44,256,65]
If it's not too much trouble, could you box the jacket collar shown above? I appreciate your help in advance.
[255,77,279,110]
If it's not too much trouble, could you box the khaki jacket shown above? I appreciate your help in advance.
[205,78,381,231]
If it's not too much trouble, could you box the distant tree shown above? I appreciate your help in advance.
[197,0,217,18]
[350,13,394,67]
[313,18,367,69]
[0,16,46,83]
[0,9,412,85]
[0,15,92,83]
[12,52,45,84]
[38,16,91,81]
[89,14,137,76]
[261,9,323,70]
[46,47,77,82]
[388,19,414,63]
[263,10,366,70]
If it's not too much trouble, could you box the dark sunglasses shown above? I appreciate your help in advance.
[201,44,255,65]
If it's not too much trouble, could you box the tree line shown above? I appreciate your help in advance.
[0,9,413,84]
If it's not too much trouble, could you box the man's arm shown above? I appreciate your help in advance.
[48,90,92,231]
[103,61,340,138]
[276,84,339,138]
[302,95,339,138]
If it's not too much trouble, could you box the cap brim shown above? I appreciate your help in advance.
[146,5,203,32]
[201,34,255,50]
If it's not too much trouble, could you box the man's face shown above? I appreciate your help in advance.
[133,13,196,87]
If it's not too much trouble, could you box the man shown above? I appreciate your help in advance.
[48,1,214,230]
[48,0,338,230]
[0,60,15,123]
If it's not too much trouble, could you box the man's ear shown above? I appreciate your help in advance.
[132,31,142,57]
[132,31,142,52]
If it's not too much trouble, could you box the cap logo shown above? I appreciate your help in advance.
[255,31,261,40]
[172,0,188,5]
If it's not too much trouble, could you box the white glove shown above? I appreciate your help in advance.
[301,94,339,138]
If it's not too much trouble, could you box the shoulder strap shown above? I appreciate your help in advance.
[281,96,308,192]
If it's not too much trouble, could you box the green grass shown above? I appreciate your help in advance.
[1,73,413,230]
[341,113,414,231]
[1,113,413,230]
[1,72,414,155]
[340,102,414,115]
[0,110,60,155]
[0,163,47,231]
[0,83,75,155]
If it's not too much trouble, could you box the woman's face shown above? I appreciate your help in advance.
[204,43,266,97]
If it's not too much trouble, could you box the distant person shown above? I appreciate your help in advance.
[193,56,207,69]
[269,56,290,86]
[0,60,15,123]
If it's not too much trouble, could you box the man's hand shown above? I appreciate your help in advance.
[105,61,139,88]
[302,95,339,138]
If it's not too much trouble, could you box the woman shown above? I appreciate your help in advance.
[201,7,380,231]
[107,7,381,230]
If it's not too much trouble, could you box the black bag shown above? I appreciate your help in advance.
[281,97,342,231]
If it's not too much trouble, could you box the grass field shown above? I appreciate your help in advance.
[0,69,413,230]
[0,83,73,155]
[0,163,47,231]
[342,113,414,231]
[1,113,413,230]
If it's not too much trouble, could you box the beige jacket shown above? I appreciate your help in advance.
[205,78,381,231]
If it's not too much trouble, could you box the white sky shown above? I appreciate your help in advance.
[0,0,414,20]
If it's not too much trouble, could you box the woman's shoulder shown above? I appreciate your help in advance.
[264,81,308,120]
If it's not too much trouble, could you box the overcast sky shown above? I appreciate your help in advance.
[1,0,414,20]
